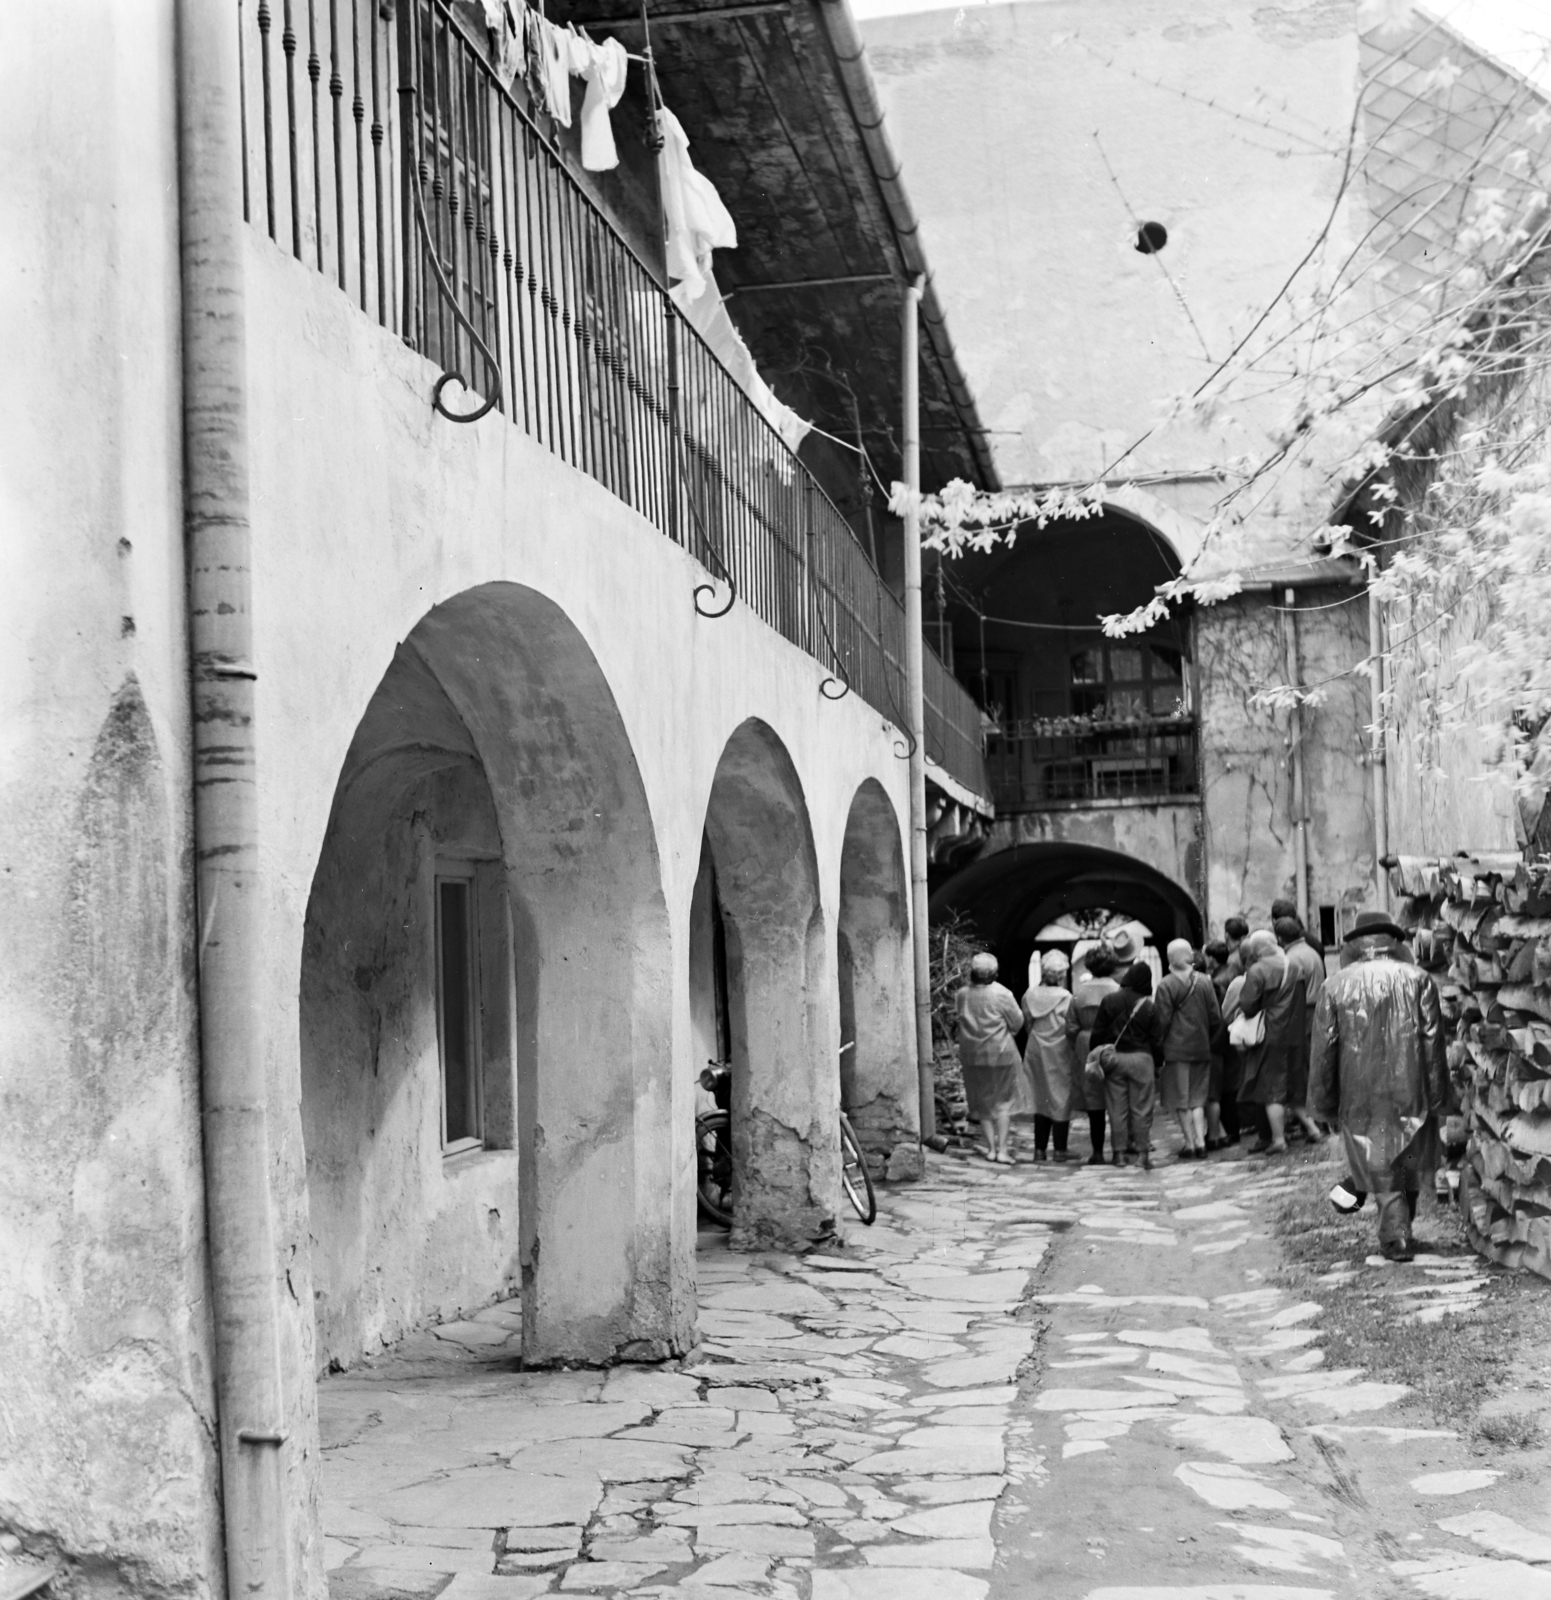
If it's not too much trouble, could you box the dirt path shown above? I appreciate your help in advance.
[996,1140,1551,1600]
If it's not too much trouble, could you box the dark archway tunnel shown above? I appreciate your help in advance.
[931,841,1203,993]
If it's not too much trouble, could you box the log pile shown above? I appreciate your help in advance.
[1392,851,1551,1279]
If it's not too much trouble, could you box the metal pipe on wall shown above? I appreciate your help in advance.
[902,277,935,1140]
[1368,584,1391,912]
[1284,588,1310,930]
[177,1,292,1594]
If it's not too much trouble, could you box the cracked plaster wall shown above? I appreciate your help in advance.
[1197,590,1375,933]
[0,2,223,1590]
[705,721,842,1253]
[984,801,1202,902]
[5,123,924,1600]
[864,0,1359,566]
[1383,585,1519,858]
[300,663,521,1371]
[838,780,921,1166]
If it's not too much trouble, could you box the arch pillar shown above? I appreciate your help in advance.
[838,780,921,1179]
[299,583,687,1375]
[703,720,839,1251]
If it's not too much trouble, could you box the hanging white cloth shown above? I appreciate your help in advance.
[532,14,574,125]
[579,36,630,171]
[657,108,737,306]
[679,276,812,463]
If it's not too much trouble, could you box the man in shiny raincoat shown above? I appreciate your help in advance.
[1308,911,1452,1261]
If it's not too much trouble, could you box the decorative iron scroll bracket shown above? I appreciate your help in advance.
[880,654,916,760]
[408,158,503,424]
[805,529,851,702]
[684,477,737,619]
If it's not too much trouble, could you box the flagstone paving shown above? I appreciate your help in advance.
[320,1139,1551,1600]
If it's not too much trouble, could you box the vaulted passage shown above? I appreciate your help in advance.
[837,779,919,1172]
[932,840,1203,990]
[299,583,682,1371]
[700,719,838,1251]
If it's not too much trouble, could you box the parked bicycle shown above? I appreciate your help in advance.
[695,1050,876,1227]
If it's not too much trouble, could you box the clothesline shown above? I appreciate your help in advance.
[476,0,821,460]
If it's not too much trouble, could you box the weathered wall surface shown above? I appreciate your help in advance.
[1383,587,1519,859]
[863,0,1359,566]
[983,800,1202,903]
[301,741,520,1371]
[2,112,926,1600]
[0,2,224,1595]
[240,233,922,1591]
[1197,588,1375,934]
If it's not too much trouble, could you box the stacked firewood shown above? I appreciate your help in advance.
[1392,852,1551,1280]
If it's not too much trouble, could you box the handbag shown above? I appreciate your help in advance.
[1086,998,1141,1083]
[1228,1011,1265,1050]
[1228,957,1290,1050]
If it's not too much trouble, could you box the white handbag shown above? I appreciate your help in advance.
[1228,1010,1265,1050]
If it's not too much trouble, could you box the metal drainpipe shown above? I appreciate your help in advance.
[177,2,292,1596]
[902,277,935,1139]
[1284,589,1310,930]
[1368,583,1391,913]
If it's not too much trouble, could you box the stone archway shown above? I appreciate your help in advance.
[932,839,1203,998]
[299,583,681,1370]
[837,779,920,1178]
[700,719,837,1251]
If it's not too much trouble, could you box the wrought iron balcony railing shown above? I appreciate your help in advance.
[236,0,990,802]
[984,715,1199,811]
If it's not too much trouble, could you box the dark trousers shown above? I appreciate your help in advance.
[1103,1051,1155,1158]
[1087,1109,1106,1158]
[1034,1114,1069,1154]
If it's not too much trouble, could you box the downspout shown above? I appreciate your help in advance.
[1284,589,1310,930]
[177,2,292,1596]
[1368,584,1390,913]
[902,278,935,1140]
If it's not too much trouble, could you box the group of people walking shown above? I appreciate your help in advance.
[955,902,1341,1172]
[952,900,1452,1259]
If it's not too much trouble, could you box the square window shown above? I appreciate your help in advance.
[1071,649,1104,684]
[436,870,483,1152]
[1108,647,1143,683]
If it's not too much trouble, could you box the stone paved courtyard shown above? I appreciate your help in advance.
[320,1147,1551,1600]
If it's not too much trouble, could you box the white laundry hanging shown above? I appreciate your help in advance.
[656,107,737,307]
[532,12,574,125]
[679,275,812,465]
[579,36,630,171]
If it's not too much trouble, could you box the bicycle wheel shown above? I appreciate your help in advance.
[696,1111,734,1228]
[838,1111,877,1225]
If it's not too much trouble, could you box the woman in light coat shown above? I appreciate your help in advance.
[1023,949,1076,1162]
[955,951,1026,1164]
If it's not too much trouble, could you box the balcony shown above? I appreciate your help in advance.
[984,716,1199,812]
[235,0,990,803]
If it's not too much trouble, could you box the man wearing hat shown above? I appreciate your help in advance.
[1308,911,1452,1261]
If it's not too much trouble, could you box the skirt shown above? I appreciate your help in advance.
[1161,1059,1210,1113]
[961,1060,1020,1121]
[1074,1029,1108,1112]
[1240,1040,1292,1106]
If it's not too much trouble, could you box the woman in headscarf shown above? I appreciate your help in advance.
[1023,949,1076,1162]
[954,951,1026,1164]
[1090,963,1163,1169]
[1236,927,1307,1156]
